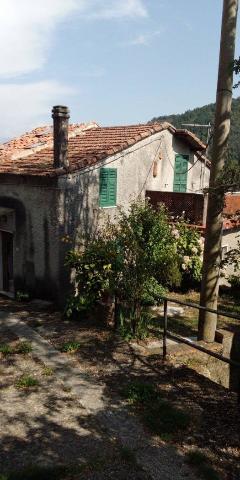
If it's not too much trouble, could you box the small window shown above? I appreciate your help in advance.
[99,168,117,207]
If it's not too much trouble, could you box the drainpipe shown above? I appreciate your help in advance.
[52,105,70,169]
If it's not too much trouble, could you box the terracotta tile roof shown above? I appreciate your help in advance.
[223,194,240,230]
[0,122,98,162]
[0,122,206,178]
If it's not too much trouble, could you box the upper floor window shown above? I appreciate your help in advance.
[99,168,117,207]
[173,154,189,192]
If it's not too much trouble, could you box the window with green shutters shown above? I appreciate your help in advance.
[99,168,117,207]
[173,154,189,192]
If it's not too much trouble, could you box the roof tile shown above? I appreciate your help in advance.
[0,122,206,177]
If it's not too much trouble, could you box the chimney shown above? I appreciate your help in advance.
[52,105,70,169]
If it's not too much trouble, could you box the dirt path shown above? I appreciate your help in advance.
[0,311,197,480]
[0,299,239,480]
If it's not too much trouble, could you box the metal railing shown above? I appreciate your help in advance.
[162,296,240,402]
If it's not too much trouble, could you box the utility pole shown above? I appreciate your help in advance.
[198,0,239,342]
[182,123,212,152]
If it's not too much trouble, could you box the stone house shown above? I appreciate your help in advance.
[0,106,209,304]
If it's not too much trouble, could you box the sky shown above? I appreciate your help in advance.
[0,0,239,140]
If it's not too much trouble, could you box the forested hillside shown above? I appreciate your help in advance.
[151,97,240,163]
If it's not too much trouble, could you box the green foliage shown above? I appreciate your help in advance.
[186,450,220,480]
[141,277,166,306]
[16,291,30,302]
[42,367,54,376]
[65,236,118,316]
[61,341,81,353]
[0,344,13,355]
[66,200,180,333]
[0,342,32,356]
[118,308,153,341]
[151,97,240,165]
[233,57,240,89]
[228,274,240,294]
[16,341,32,354]
[122,382,190,438]
[222,237,240,295]
[16,375,39,389]
[66,200,204,334]
[175,223,203,288]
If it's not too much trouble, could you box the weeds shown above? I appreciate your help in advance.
[0,342,32,355]
[16,341,32,354]
[42,367,53,376]
[61,341,81,353]
[16,375,39,390]
[0,344,13,355]
[122,382,190,438]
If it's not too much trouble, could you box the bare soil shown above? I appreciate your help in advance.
[0,296,239,480]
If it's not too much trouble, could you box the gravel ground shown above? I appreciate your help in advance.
[0,343,152,479]
[0,298,239,479]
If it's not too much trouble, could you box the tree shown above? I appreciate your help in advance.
[198,0,239,342]
[66,200,181,335]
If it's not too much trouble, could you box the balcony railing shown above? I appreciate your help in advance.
[146,191,204,225]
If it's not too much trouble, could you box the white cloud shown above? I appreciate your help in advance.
[0,0,81,78]
[122,30,163,47]
[0,81,75,140]
[0,0,148,139]
[86,0,147,19]
[0,0,147,78]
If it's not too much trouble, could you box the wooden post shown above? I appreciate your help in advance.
[198,0,238,342]
[163,299,168,360]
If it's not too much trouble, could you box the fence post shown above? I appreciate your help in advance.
[163,299,168,360]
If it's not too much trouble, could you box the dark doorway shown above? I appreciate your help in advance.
[2,231,14,292]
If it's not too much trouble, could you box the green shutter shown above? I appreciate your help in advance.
[173,155,188,192]
[99,168,117,207]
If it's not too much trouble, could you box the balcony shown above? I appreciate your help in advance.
[146,191,204,225]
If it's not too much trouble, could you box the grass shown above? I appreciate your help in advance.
[61,341,81,353]
[16,375,39,390]
[0,344,13,355]
[15,341,32,354]
[164,290,240,337]
[42,366,54,376]
[0,342,32,356]
[186,450,220,480]
[122,382,190,439]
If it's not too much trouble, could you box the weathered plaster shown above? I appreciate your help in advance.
[0,129,210,304]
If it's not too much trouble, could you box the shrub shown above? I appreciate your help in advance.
[66,200,180,335]
[228,274,240,291]
[174,222,203,289]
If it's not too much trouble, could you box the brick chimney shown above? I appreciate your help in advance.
[52,105,70,169]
